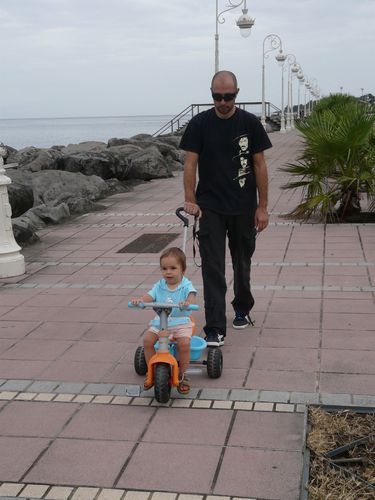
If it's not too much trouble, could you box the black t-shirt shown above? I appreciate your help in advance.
[180,107,272,214]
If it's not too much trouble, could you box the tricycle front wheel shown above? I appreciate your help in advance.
[154,363,172,403]
[207,348,223,378]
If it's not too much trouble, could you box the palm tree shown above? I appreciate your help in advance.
[280,94,375,222]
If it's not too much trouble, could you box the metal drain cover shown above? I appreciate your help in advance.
[118,233,179,253]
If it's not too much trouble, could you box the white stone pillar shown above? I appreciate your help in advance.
[0,157,25,277]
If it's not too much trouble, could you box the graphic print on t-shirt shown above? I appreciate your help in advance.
[232,134,251,188]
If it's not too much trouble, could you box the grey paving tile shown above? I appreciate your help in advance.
[82,383,114,395]
[290,392,319,404]
[259,390,290,403]
[110,384,141,396]
[199,388,230,400]
[320,393,352,406]
[229,389,259,401]
[55,382,86,394]
[28,380,59,392]
[1,379,32,391]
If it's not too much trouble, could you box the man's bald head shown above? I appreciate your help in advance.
[211,71,238,90]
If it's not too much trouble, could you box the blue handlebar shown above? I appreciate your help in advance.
[128,301,199,311]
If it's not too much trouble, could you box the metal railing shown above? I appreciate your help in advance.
[153,101,281,136]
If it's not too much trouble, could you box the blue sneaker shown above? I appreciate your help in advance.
[232,313,254,329]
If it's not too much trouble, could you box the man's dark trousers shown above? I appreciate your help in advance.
[198,209,256,337]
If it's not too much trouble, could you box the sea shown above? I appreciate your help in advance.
[0,115,175,150]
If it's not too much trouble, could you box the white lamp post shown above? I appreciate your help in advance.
[284,54,297,131]
[0,156,25,278]
[296,70,304,119]
[261,34,285,129]
[275,49,287,133]
[215,0,254,73]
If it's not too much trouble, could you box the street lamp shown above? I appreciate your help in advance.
[296,69,305,119]
[215,0,255,72]
[275,49,287,133]
[284,54,298,131]
[261,34,285,129]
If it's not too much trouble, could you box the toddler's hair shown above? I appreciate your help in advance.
[160,247,186,272]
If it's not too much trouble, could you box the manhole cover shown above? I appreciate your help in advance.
[118,233,179,253]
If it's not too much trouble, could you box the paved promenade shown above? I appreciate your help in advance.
[0,130,374,500]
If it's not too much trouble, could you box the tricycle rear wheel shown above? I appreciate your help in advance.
[154,363,171,403]
[207,348,223,378]
[134,346,147,375]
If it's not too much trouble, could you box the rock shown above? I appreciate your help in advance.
[61,141,107,154]
[31,203,70,224]
[125,145,171,180]
[7,179,34,217]
[30,169,110,212]
[12,216,40,245]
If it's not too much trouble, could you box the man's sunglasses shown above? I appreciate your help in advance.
[211,92,236,102]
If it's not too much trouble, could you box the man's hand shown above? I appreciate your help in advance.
[184,202,201,218]
[255,206,269,232]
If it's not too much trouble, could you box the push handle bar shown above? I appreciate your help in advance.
[128,301,199,311]
[176,207,189,227]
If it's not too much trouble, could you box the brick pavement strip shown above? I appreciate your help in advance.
[0,483,261,500]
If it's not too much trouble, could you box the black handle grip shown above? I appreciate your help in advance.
[176,207,189,227]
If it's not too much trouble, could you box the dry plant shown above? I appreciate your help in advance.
[306,407,375,499]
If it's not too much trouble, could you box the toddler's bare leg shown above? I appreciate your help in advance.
[176,337,190,377]
[143,330,158,365]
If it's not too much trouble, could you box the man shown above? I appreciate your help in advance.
[180,70,272,347]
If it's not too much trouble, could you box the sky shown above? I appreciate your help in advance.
[0,0,374,119]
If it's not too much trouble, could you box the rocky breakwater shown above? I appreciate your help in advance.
[5,133,185,244]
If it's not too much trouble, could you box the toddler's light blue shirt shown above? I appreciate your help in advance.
[148,276,197,327]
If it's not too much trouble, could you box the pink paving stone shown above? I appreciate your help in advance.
[323,312,375,331]
[0,359,50,378]
[59,340,130,363]
[0,292,35,306]
[38,359,114,382]
[323,299,375,314]
[25,438,135,487]
[252,347,319,372]
[322,329,375,350]
[0,437,49,481]
[83,323,144,342]
[320,373,375,395]
[21,274,66,285]
[259,328,320,348]
[277,274,323,286]
[0,306,14,317]
[22,293,81,307]
[229,411,303,450]
[100,362,148,385]
[143,408,232,446]
[212,345,255,369]
[246,369,317,392]
[37,264,85,275]
[0,401,78,437]
[61,404,154,441]
[27,321,93,340]
[264,312,320,330]
[214,448,302,499]
[69,295,124,309]
[1,306,62,322]
[321,349,375,374]
[268,298,322,313]
[0,339,16,354]
[185,367,248,389]
[117,442,221,493]
[324,275,371,287]
[0,339,72,360]
[48,306,112,322]
[103,307,154,324]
